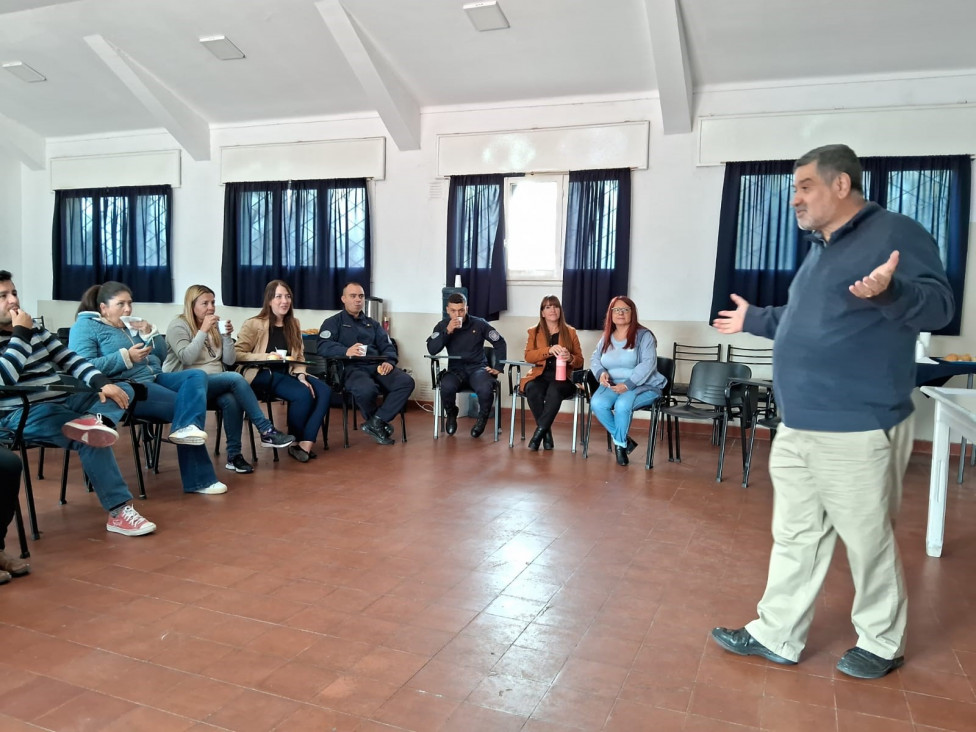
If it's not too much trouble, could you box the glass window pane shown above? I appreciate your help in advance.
[507,179,558,274]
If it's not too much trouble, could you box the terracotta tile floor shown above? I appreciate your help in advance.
[2,408,975,731]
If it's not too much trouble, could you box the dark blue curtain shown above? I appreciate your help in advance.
[710,156,970,336]
[709,161,804,322]
[561,169,631,330]
[446,175,507,320]
[222,178,370,309]
[861,155,970,335]
[52,185,172,302]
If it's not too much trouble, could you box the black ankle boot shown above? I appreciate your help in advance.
[528,427,544,451]
[444,406,459,436]
[614,445,629,466]
[543,430,554,450]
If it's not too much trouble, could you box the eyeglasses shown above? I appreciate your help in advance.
[611,307,631,314]
[204,339,216,358]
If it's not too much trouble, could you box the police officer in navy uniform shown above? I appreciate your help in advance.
[426,293,507,438]
[316,282,415,445]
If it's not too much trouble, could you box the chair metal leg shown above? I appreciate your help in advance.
[400,410,408,443]
[13,495,29,559]
[716,416,730,482]
[37,446,45,480]
[645,407,660,469]
[672,418,682,463]
[571,397,579,454]
[263,399,279,462]
[214,409,223,456]
[342,398,351,448]
[59,449,71,504]
[493,386,501,442]
[509,391,518,448]
[129,422,148,500]
[18,446,40,540]
[583,406,594,458]
[433,388,441,439]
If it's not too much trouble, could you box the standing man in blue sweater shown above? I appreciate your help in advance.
[709,144,954,679]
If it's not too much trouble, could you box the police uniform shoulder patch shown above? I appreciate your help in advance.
[430,331,441,339]
[487,330,501,342]
[320,330,331,339]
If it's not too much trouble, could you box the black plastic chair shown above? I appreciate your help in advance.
[734,378,780,488]
[430,346,501,441]
[657,361,756,483]
[671,343,723,399]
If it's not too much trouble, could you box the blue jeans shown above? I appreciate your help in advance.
[131,372,218,493]
[205,371,274,459]
[250,371,331,443]
[590,386,660,447]
[0,390,133,511]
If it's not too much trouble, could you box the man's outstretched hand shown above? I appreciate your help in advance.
[713,294,749,334]
[850,251,898,299]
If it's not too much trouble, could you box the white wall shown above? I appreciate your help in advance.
[0,153,21,279]
[11,73,976,427]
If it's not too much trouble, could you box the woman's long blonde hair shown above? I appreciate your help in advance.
[181,284,220,349]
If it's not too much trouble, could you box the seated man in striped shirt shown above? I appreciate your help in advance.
[0,270,156,537]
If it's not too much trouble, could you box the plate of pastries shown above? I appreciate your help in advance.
[940,353,976,362]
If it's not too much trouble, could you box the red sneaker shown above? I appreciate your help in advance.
[62,414,118,448]
[106,505,156,536]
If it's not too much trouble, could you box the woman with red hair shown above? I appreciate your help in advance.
[589,296,666,466]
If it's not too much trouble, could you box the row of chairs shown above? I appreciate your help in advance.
[428,347,772,485]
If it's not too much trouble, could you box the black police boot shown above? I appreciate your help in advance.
[381,419,394,437]
[362,415,395,445]
[471,412,490,438]
[528,427,545,451]
[614,445,629,466]
[444,406,459,436]
[543,430,554,450]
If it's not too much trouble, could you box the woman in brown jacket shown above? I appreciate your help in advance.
[235,280,332,462]
[521,295,584,450]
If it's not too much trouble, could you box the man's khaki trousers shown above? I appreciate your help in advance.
[745,417,913,662]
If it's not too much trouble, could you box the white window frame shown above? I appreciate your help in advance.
[503,173,568,285]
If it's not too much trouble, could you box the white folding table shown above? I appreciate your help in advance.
[920,386,976,557]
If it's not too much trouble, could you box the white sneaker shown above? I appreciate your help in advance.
[194,481,227,495]
[169,426,207,445]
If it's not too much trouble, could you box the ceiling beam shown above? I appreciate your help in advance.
[83,34,211,161]
[314,0,420,151]
[0,0,81,13]
[0,110,45,170]
[644,0,693,134]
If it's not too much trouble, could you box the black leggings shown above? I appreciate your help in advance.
[524,375,577,432]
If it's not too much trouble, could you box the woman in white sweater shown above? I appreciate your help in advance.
[164,285,294,473]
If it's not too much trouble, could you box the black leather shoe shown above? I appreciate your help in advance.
[381,419,394,437]
[362,416,395,445]
[836,647,904,679]
[710,627,797,665]
[528,427,544,451]
[543,430,554,450]
[626,436,638,454]
[615,445,629,466]
[471,413,489,438]
[444,407,459,436]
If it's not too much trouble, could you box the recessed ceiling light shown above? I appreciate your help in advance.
[463,1,509,32]
[199,35,245,61]
[3,61,46,83]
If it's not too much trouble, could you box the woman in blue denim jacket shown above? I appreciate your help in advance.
[69,282,227,495]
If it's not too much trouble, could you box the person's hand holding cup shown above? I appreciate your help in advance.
[217,318,232,336]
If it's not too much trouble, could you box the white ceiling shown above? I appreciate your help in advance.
[1,0,975,142]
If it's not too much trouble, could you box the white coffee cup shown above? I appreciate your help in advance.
[217,319,230,335]
[357,344,367,356]
[275,348,287,358]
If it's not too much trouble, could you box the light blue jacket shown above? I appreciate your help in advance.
[68,311,167,384]
[590,327,666,395]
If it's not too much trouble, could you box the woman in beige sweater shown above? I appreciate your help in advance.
[236,280,331,462]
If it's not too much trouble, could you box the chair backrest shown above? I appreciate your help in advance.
[656,356,675,400]
[671,342,723,388]
[483,345,499,370]
[687,361,752,407]
[726,345,773,380]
